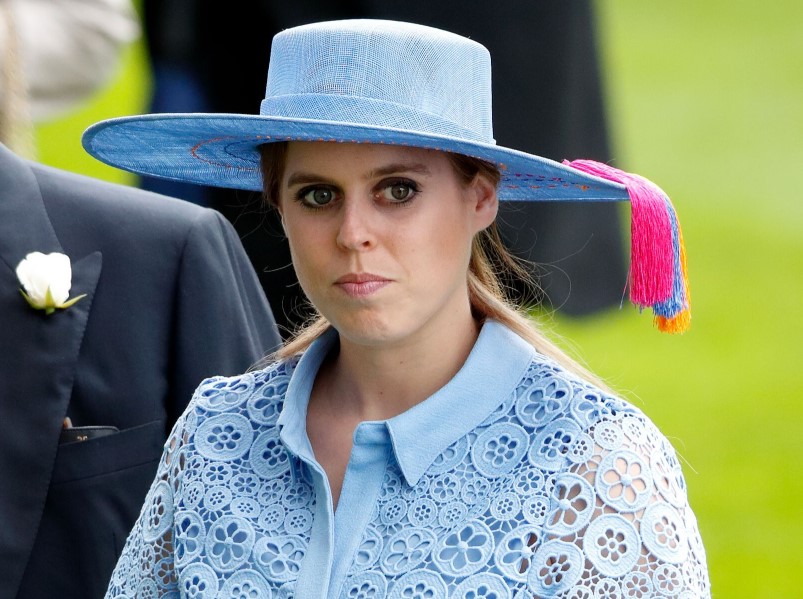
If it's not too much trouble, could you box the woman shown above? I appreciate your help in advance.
[84,19,707,599]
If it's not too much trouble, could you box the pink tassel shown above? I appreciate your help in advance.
[563,159,690,332]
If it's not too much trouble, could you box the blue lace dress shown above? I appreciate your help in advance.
[104,321,710,598]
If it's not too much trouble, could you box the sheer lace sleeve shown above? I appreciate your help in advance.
[528,411,710,599]
[103,387,203,598]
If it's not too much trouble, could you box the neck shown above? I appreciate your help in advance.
[316,311,481,423]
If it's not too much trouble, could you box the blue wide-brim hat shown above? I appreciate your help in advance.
[82,18,691,332]
[83,19,628,203]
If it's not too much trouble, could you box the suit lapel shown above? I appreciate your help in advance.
[0,144,103,597]
[0,145,61,266]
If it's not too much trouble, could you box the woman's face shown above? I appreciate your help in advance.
[277,142,497,349]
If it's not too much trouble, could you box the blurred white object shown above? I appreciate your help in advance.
[0,0,140,128]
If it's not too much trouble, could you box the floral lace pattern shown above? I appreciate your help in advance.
[105,352,710,598]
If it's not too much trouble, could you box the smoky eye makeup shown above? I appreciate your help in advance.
[294,184,340,209]
[374,178,420,204]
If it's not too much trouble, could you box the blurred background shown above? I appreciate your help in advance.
[25,1,803,596]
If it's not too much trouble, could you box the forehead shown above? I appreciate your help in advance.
[283,141,450,175]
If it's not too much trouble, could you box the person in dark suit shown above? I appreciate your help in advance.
[0,142,281,599]
[142,0,626,330]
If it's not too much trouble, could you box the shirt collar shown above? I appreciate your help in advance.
[277,320,536,485]
[386,320,535,485]
[276,328,337,464]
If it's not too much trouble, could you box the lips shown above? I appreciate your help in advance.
[334,273,391,297]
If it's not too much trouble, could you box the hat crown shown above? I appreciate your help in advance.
[261,20,494,143]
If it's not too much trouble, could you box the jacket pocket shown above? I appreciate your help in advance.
[51,419,165,484]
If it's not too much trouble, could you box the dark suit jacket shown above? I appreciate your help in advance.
[0,143,281,598]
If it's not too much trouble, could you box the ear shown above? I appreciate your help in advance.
[468,174,499,233]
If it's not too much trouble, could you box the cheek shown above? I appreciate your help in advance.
[283,219,328,289]
[406,219,473,282]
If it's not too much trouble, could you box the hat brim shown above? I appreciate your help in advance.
[82,113,629,202]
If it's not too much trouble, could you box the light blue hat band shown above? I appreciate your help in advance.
[259,95,491,144]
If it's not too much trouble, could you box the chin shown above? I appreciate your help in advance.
[328,310,407,347]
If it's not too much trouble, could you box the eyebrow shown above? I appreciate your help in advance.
[366,162,431,179]
[286,162,432,187]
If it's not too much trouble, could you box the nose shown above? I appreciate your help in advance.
[336,199,375,251]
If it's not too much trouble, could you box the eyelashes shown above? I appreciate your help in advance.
[297,186,337,208]
[378,179,419,203]
[293,178,420,210]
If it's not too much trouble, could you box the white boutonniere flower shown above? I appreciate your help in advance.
[16,252,86,315]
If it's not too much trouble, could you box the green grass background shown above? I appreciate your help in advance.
[31,1,802,596]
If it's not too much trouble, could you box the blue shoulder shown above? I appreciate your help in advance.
[186,358,300,421]
[515,353,642,432]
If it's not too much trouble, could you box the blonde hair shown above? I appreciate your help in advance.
[259,143,606,387]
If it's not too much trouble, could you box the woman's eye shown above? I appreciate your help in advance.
[380,181,417,203]
[300,187,335,207]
